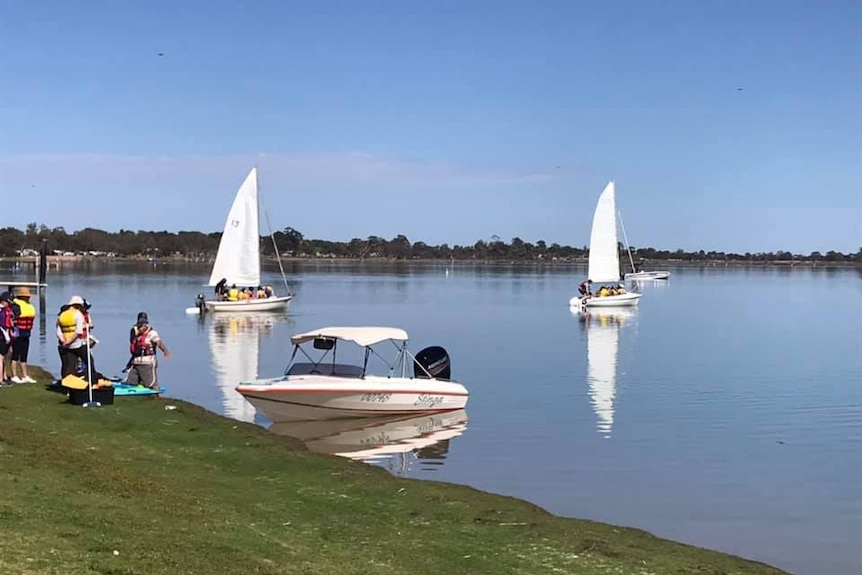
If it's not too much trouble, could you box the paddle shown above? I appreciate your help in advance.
[81,334,100,408]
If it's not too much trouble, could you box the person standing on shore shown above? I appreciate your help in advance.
[0,292,15,384]
[56,295,90,378]
[10,287,36,383]
[126,312,172,391]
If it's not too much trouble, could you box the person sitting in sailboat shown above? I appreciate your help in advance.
[214,278,228,301]
[264,285,274,298]
[227,284,239,301]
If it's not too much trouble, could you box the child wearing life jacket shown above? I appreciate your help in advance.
[10,287,37,383]
[0,292,15,384]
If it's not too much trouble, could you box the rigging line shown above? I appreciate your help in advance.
[257,179,292,295]
[617,210,636,274]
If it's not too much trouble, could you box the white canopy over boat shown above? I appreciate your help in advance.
[290,327,409,347]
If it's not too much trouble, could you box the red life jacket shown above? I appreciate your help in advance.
[130,330,155,356]
[2,307,14,330]
[82,312,92,338]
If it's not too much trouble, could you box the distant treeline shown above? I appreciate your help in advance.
[5,223,862,264]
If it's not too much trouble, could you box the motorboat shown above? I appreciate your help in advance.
[235,326,469,420]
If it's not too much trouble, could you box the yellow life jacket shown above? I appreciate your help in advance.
[13,298,36,331]
[58,308,79,337]
[228,288,238,301]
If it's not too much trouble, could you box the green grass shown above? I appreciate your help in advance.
[0,367,790,575]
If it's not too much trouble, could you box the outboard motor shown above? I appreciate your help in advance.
[195,293,207,314]
[413,346,451,380]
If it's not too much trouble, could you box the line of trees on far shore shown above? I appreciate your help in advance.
[4,222,862,265]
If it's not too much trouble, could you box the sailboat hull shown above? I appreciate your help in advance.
[205,295,293,313]
[624,271,670,280]
[570,292,642,308]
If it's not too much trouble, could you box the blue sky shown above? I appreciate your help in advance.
[1,0,859,253]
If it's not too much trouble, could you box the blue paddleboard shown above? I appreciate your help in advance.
[112,383,166,396]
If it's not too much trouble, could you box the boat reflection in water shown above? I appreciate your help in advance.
[257,402,469,475]
[208,314,282,423]
[573,306,637,438]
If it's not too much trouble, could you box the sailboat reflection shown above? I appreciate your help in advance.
[259,404,469,474]
[209,314,279,423]
[573,307,637,438]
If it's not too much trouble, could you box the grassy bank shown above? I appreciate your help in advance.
[0,367,790,575]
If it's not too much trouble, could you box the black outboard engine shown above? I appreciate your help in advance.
[195,293,207,314]
[413,346,451,380]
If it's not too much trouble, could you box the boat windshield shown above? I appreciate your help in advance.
[284,338,409,378]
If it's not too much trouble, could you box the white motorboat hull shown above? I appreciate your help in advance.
[236,375,469,421]
[206,295,292,313]
[624,271,670,280]
[569,292,642,308]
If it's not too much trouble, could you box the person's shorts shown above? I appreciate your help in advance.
[11,337,30,362]
[127,363,157,388]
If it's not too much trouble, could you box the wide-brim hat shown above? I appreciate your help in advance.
[15,286,32,297]
[67,295,85,306]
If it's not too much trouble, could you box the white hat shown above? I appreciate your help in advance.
[67,295,85,306]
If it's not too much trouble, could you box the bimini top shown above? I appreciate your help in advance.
[290,327,409,347]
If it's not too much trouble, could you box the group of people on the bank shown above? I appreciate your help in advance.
[213,278,275,301]
[55,295,171,390]
[578,279,628,299]
[0,287,37,384]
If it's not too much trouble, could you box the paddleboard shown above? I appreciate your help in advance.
[48,377,165,397]
[113,383,166,396]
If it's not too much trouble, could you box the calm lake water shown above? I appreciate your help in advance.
[19,261,862,575]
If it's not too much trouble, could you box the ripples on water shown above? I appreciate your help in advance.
[22,262,862,575]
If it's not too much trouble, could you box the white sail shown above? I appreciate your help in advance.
[587,181,620,283]
[208,168,260,287]
[209,315,263,423]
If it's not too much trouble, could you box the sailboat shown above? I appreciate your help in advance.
[575,307,635,438]
[189,168,293,314]
[570,181,643,308]
[617,202,670,281]
[208,314,274,423]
